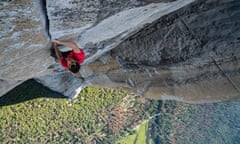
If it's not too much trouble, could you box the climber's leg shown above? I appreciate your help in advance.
[50,43,71,61]
[61,51,72,58]
[50,45,57,59]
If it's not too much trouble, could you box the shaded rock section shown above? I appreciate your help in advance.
[113,0,240,66]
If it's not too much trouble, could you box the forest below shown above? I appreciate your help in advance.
[0,80,239,144]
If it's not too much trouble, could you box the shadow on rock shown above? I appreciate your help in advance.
[0,79,66,107]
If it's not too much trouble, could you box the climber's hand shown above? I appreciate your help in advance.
[53,42,58,48]
[52,39,61,44]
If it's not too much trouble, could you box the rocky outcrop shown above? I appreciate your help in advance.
[1,0,240,103]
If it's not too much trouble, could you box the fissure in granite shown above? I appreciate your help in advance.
[39,0,51,39]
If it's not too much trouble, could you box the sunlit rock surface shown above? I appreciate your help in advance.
[0,1,52,90]
[46,0,147,39]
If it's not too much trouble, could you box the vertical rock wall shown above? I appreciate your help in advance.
[0,0,52,95]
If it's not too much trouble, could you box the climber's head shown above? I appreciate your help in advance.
[67,58,80,73]
[69,64,80,73]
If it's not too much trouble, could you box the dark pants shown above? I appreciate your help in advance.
[50,48,71,59]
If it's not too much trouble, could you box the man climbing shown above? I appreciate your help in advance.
[51,39,85,74]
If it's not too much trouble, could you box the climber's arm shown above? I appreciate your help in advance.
[53,39,81,53]
[53,42,63,61]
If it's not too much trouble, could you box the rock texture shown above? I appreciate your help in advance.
[35,73,84,99]
[1,0,240,103]
[46,0,146,39]
[0,1,51,80]
[81,0,240,103]
[110,0,240,103]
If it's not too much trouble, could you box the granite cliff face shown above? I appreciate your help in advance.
[1,0,240,103]
[0,1,51,96]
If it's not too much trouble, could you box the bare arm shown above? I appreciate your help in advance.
[53,39,81,53]
[53,42,63,62]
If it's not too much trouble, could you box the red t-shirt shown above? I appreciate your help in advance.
[60,49,85,69]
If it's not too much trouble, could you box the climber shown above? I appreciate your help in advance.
[51,39,85,74]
